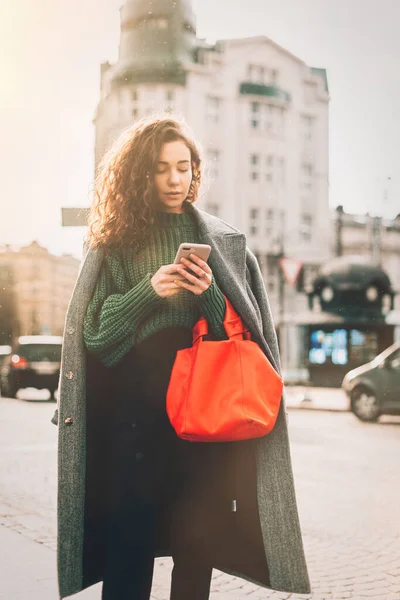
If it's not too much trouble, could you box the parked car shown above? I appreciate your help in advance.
[0,336,62,399]
[342,342,400,422]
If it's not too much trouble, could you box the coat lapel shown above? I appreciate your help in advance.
[189,206,269,349]
[68,247,105,325]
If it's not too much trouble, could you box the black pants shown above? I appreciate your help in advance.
[101,328,213,600]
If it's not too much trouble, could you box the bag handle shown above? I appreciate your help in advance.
[193,297,251,344]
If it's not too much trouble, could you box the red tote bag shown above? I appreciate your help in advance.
[166,298,283,442]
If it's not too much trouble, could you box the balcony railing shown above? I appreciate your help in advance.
[239,82,291,103]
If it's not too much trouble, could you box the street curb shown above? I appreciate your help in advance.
[286,403,350,413]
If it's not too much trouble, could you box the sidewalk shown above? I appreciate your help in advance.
[285,386,350,412]
[0,525,112,599]
[0,525,61,600]
[0,526,267,600]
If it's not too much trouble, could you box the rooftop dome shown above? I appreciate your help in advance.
[308,255,395,319]
[316,255,393,294]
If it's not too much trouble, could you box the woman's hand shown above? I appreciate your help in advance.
[150,265,185,298]
[174,254,213,296]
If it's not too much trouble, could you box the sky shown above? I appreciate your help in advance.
[0,0,399,258]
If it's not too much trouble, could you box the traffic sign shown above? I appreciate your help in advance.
[279,257,303,285]
[62,208,90,227]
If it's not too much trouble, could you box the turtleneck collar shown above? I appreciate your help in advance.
[153,210,194,229]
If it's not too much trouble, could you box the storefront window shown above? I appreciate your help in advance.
[349,330,378,363]
[309,327,380,367]
[309,329,348,365]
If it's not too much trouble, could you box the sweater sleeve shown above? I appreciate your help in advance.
[195,277,228,340]
[83,258,164,366]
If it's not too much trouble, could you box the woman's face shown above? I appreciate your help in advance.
[153,140,193,213]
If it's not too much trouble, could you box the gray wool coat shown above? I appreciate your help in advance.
[55,205,311,598]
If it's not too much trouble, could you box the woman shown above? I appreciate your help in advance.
[54,116,311,599]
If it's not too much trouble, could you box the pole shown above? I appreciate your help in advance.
[335,205,343,257]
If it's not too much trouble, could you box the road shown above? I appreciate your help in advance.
[0,393,399,599]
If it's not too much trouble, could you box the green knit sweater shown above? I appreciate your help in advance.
[83,211,227,367]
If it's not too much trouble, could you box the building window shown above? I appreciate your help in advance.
[131,88,140,120]
[266,208,274,236]
[248,65,278,85]
[301,114,315,141]
[164,89,175,112]
[250,101,260,129]
[267,255,277,292]
[265,155,274,182]
[250,153,260,181]
[250,207,259,219]
[207,149,220,180]
[300,213,313,241]
[206,96,221,123]
[263,105,285,136]
[249,207,260,236]
[264,104,273,134]
[248,64,265,84]
[301,162,313,191]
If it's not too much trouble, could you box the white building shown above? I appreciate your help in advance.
[94,0,331,335]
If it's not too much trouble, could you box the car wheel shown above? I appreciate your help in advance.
[350,386,380,422]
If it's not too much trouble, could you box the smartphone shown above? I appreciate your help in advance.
[174,243,212,264]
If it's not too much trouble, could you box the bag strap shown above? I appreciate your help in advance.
[192,297,251,343]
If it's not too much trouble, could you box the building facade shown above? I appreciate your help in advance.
[280,210,400,384]
[334,207,400,311]
[94,0,331,329]
[0,242,80,340]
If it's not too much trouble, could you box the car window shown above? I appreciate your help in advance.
[17,344,62,362]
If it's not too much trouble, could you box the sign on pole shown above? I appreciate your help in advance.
[279,257,303,285]
[61,208,90,227]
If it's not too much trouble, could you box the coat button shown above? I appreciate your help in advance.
[67,326,75,335]
[65,371,74,380]
[135,452,144,462]
[131,422,137,429]
[64,417,73,425]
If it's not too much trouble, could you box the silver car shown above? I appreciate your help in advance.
[342,342,400,422]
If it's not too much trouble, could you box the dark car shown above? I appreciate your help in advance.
[0,335,62,400]
[342,342,400,422]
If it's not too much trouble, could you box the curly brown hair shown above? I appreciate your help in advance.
[87,116,202,251]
